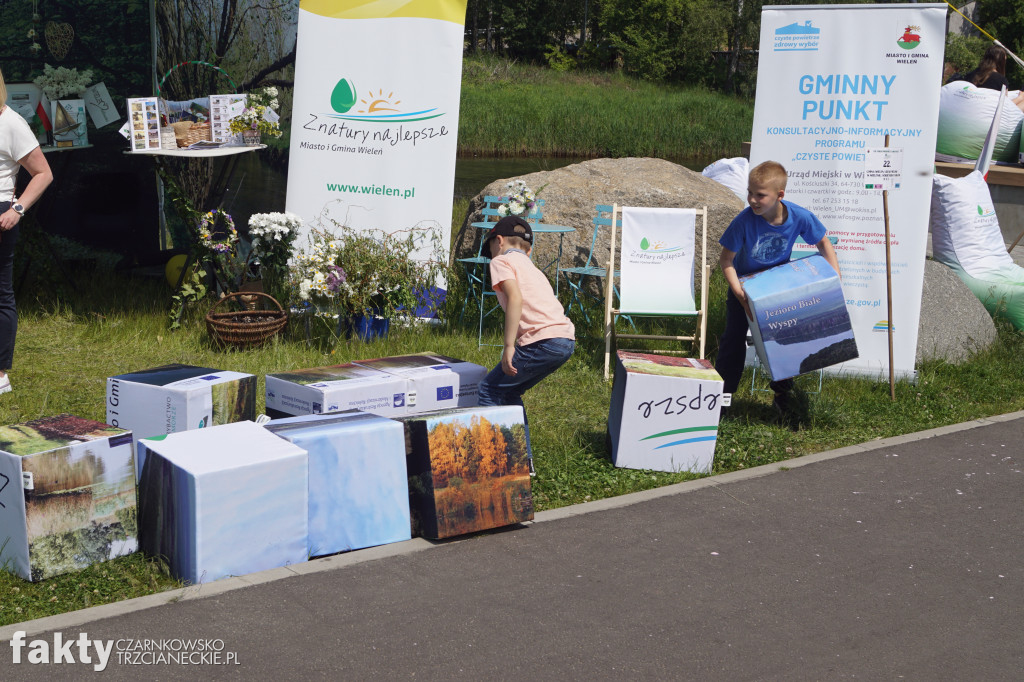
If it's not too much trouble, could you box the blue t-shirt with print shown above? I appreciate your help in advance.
[719,201,827,276]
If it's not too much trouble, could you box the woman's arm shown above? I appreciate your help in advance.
[0,146,53,231]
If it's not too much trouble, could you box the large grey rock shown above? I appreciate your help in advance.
[917,259,997,364]
[452,157,745,274]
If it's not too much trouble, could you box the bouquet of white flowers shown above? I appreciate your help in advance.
[496,179,541,218]
[33,64,93,100]
[248,211,302,302]
[229,86,282,138]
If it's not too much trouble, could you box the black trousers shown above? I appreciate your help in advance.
[715,289,793,397]
[0,201,18,370]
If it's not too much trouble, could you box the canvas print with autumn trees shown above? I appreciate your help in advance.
[405,407,532,539]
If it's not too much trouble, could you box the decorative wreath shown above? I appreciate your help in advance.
[197,209,237,254]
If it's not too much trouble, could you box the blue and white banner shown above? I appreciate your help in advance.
[751,4,947,380]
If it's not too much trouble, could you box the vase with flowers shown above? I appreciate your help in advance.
[290,220,447,341]
[248,211,302,303]
[229,86,282,145]
[496,179,544,219]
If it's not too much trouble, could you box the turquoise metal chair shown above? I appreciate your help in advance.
[559,204,631,327]
[457,196,543,346]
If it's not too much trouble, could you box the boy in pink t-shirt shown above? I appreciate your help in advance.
[478,216,575,463]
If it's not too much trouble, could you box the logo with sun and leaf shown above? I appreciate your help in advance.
[638,237,683,254]
[327,77,442,123]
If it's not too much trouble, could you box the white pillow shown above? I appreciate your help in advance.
[701,157,748,202]
[930,171,1013,276]
[936,81,1023,163]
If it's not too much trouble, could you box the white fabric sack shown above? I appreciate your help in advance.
[701,157,748,202]
[930,171,1013,277]
[935,81,1023,163]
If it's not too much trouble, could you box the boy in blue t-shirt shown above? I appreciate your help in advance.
[715,160,840,418]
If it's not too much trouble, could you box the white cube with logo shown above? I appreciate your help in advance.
[136,421,308,584]
[106,364,257,475]
[608,352,724,474]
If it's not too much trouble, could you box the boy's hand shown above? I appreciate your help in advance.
[739,292,753,321]
[501,345,518,376]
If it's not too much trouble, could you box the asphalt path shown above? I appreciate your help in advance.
[2,412,1022,680]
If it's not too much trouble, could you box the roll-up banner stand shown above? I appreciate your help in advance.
[751,4,947,381]
[286,0,469,303]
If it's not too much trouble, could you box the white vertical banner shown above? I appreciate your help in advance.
[619,207,696,314]
[286,0,467,292]
[751,4,946,381]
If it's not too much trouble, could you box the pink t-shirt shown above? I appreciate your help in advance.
[489,250,575,346]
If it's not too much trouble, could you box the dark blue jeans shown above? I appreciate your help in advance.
[0,202,18,370]
[715,289,792,397]
[478,336,575,460]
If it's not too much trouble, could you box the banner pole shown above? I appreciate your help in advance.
[882,134,895,401]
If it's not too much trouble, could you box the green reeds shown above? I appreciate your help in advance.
[458,57,753,160]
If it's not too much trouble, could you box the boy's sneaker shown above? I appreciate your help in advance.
[0,374,10,395]
[772,387,806,430]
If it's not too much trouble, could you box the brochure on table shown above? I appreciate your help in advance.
[126,96,162,151]
[209,93,246,143]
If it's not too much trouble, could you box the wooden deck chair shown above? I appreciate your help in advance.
[602,204,710,380]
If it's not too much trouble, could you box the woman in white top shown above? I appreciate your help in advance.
[0,68,53,394]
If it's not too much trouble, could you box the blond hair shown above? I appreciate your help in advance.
[749,160,788,192]
[0,68,7,106]
[503,235,532,251]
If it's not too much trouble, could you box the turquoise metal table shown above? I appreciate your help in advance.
[463,221,575,346]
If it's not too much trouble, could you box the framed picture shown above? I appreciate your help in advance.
[4,83,49,146]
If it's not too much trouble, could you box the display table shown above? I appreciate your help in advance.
[129,144,267,158]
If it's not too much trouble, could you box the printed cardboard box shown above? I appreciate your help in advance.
[608,353,723,474]
[741,255,858,382]
[399,405,532,539]
[352,354,487,413]
[106,364,257,475]
[264,412,411,557]
[136,421,308,584]
[265,353,486,419]
[0,415,136,581]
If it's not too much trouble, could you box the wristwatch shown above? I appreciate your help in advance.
[11,203,25,216]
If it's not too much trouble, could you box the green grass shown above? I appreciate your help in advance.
[459,55,753,160]
[2,256,1024,625]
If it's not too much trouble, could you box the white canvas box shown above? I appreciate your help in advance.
[107,364,257,475]
[608,352,724,474]
[742,255,858,382]
[264,411,411,556]
[0,415,136,581]
[352,353,487,413]
[265,362,409,419]
[136,421,308,584]
[265,353,486,419]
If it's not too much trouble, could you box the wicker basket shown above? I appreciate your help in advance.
[206,291,288,349]
[173,121,212,148]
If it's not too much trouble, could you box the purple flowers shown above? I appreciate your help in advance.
[325,265,347,292]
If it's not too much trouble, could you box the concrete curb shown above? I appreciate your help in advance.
[3,409,1021,640]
